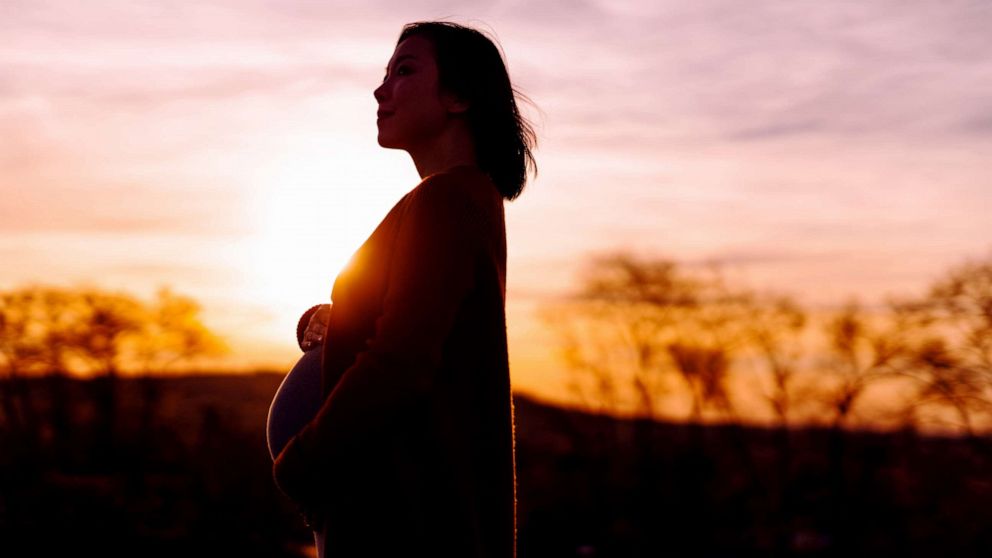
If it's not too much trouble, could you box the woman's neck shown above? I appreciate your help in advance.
[409,120,477,179]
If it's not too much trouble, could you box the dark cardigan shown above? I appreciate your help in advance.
[273,165,517,557]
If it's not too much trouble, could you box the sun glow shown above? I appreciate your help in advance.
[245,129,414,345]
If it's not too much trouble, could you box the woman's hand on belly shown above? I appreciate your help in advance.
[299,303,331,351]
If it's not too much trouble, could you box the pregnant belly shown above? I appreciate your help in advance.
[266,347,324,460]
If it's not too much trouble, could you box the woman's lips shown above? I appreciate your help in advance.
[377,110,393,119]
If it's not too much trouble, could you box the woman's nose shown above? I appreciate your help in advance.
[374,82,387,103]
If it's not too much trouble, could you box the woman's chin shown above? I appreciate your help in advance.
[376,136,404,149]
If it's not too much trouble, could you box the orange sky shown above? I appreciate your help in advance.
[2,1,991,410]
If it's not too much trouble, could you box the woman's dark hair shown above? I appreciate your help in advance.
[397,21,538,201]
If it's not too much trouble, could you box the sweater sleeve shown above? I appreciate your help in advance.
[272,176,478,507]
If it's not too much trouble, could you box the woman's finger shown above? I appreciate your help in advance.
[302,329,323,349]
[307,307,329,333]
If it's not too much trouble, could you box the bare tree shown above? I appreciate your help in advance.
[887,252,992,436]
[666,342,732,421]
[539,251,703,420]
[133,286,228,374]
[663,266,756,423]
[739,293,808,426]
[813,296,923,430]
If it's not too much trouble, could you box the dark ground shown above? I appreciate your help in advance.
[0,373,989,557]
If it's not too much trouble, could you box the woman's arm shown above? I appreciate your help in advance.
[272,175,479,506]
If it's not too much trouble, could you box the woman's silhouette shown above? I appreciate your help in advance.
[270,21,537,557]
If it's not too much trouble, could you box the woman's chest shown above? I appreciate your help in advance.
[327,192,412,325]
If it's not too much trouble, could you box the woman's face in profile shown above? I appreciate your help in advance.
[374,35,456,151]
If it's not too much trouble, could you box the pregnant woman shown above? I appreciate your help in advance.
[268,20,538,557]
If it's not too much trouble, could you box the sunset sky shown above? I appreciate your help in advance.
[3,1,990,409]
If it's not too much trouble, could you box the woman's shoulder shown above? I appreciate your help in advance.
[416,165,501,207]
[410,166,504,245]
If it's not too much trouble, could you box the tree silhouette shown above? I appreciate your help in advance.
[738,292,808,426]
[889,253,992,437]
[541,251,767,424]
[133,287,228,375]
[666,342,732,422]
[0,284,228,468]
[664,268,756,424]
[541,248,992,438]
[816,297,915,430]
[538,251,702,422]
